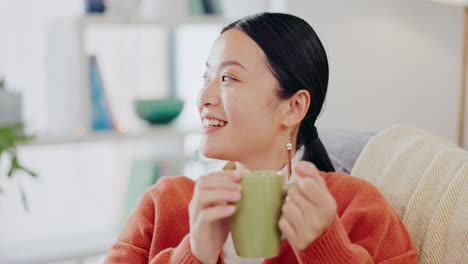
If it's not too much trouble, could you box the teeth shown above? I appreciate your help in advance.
[202,118,227,127]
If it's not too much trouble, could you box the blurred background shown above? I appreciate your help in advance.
[0,0,465,263]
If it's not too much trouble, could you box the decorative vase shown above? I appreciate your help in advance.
[0,89,22,127]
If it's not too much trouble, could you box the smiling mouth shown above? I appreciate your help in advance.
[202,118,228,128]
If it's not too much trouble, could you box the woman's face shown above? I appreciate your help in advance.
[198,28,287,167]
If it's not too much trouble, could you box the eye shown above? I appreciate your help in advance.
[222,75,235,82]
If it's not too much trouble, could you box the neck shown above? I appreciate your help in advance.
[235,146,297,172]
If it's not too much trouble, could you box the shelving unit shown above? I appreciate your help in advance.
[79,14,228,26]
[21,125,193,147]
[77,14,227,136]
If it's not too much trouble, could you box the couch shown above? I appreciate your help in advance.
[321,125,466,264]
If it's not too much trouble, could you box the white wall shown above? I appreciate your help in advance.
[0,0,84,134]
[287,0,463,143]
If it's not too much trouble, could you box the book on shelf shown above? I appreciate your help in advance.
[85,26,171,134]
[202,0,222,15]
[89,55,115,131]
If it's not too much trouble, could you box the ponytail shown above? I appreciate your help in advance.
[298,123,335,172]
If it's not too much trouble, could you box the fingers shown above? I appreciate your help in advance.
[292,161,330,206]
[287,184,316,214]
[194,171,241,223]
[195,171,242,205]
[197,171,242,191]
[197,204,237,223]
[279,163,338,251]
[198,189,241,208]
[294,161,327,188]
[281,195,304,230]
[278,216,296,239]
[190,170,243,219]
[293,178,338,226]
[296,178,329,206]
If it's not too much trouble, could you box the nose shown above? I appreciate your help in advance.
[198,77,220,111]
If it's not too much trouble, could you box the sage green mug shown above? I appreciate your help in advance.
[230,170,292,258]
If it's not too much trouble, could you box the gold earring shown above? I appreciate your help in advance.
[286,128,292,180]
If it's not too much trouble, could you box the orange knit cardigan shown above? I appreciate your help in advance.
[105,171,418,263]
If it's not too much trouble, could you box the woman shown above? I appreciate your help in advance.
[105,13,418,263]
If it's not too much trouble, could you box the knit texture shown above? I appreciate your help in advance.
[351,124,467,264]
[105,169,418,263]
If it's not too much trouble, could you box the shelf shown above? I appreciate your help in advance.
[79,14,229,27]
[20,125,197,147]
[74,13,226,134]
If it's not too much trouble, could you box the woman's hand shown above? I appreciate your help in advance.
[189,170,242,264]
[278,161,337,251]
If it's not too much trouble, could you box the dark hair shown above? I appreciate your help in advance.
[221,12,335,172]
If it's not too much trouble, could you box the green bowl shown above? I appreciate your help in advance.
[134,98,184,125]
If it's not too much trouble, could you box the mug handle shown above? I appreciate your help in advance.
[280,182,295,240]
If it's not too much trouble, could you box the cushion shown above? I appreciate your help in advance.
[319,128,374,173]
[351,124,467,263]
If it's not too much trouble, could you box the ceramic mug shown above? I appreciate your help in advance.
[230,170,293,258]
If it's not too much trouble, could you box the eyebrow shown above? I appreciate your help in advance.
[206,60,248,72]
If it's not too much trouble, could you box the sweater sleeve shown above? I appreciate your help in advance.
[296,175,419,264]
[104,177,202,264]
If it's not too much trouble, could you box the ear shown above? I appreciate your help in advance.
[281,89,310,127]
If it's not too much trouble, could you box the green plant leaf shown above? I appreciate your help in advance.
[0,130,17,150]
[6,155,37,179]
[7,162,16,178]
[0,122,37,210]
[18,166,37,178]
[7,154,18,178]
[7,167,16,178]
